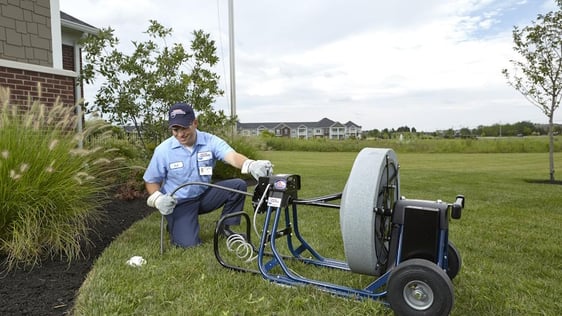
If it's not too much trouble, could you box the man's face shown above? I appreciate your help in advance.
[171,119,198,146]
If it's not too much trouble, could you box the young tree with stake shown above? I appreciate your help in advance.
[502,0,562,183]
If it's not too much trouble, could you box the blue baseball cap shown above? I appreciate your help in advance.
[168,103,195,128]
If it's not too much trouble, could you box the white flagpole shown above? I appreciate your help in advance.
[228,0,237,136]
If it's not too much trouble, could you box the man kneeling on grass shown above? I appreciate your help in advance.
[143,102,272,248]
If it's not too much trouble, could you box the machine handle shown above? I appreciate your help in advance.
[451,195,465,219]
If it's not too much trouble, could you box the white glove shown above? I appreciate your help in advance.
[242,159,273,180]
[147,191,177,215]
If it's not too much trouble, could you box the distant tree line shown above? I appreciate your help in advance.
[362,121,562,139]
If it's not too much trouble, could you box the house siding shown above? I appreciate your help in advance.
[0,1,93,108]
[0,0,53,67]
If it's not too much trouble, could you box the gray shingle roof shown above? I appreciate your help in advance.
[60,11,98,34]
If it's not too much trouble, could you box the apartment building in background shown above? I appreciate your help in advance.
[238,118,362,139]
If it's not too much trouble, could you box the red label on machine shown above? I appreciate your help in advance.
[274,180,287,190]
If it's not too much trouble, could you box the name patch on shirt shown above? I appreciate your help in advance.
[199,166,213,176]
[197,151,213,161]
[169,161,184,169]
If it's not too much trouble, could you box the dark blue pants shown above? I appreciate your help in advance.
[166,178,247,248]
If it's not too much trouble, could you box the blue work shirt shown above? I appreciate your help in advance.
[143,130,234,200]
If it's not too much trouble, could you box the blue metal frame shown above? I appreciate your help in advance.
[209,179,464,306]
[254,201,389,301]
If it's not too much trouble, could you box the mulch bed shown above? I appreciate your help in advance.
[0,198,154,316]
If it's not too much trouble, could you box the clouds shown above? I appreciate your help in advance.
[60,0,560,131]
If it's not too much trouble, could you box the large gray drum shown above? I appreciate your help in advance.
[340,148,400,275]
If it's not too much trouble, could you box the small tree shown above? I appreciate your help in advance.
[502,0,562,182]
[79,20,234,152]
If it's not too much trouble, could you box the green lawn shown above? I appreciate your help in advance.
[73,151,562,315]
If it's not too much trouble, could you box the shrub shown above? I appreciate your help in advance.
[83,120,147,200]
[0,90,130,271]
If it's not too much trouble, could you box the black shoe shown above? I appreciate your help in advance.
[219,225,246,240]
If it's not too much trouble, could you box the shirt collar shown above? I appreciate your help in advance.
[169,130,204,149]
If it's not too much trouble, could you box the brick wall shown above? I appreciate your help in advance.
[62,44,74,71]
[0,65,75,106]
[61,44,83,102]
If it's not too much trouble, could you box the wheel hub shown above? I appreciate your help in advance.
[403,280,434,310]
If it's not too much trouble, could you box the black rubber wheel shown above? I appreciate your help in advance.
[446,241,462,280]
[387,259,454,316]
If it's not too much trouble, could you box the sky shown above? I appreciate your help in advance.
[59,0,561,132]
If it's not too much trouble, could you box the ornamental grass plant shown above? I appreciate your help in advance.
[0,88,133,271]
